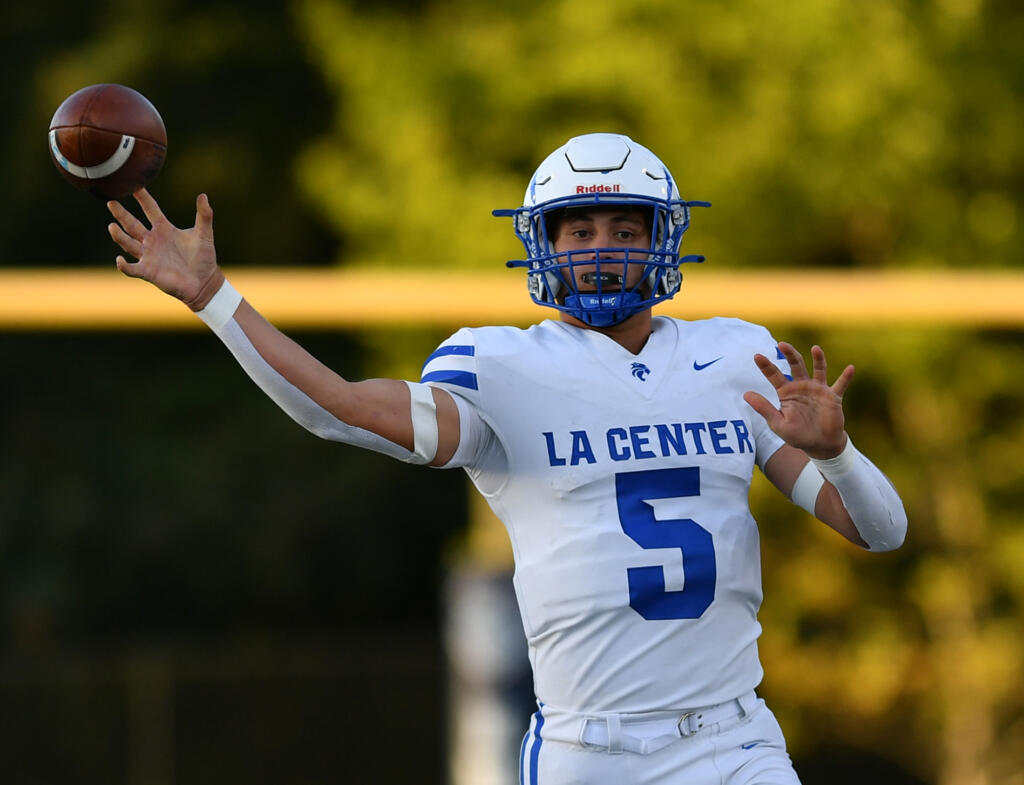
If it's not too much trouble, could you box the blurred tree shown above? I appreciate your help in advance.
[292,0,1021,275]
[0,331,466,642]
[1,0,337,267]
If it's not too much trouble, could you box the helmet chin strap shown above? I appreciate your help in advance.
[563,291,647,327]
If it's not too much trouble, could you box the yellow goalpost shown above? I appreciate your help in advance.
[1,268,1022,330]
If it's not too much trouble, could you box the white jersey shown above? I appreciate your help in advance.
[422,315,791,715]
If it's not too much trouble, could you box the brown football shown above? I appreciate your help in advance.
[48,84,167,200]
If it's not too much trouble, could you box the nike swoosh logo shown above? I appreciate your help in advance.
[741,742,760,750]
[693,357,723,371]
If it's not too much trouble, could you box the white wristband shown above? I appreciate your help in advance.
[196,279,243,332]
[809,437,860,477]
[810,438,907,551]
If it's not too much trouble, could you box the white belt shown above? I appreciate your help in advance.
[539,691,758,756]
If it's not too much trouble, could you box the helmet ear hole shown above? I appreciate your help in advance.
[659,268,682,297]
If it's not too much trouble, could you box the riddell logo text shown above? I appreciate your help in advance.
[576,184,622,193]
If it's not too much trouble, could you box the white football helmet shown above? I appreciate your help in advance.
[494,133,709,326]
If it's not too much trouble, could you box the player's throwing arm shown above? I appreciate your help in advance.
[106,189,461,466]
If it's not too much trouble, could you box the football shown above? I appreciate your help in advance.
[48,84,167,200]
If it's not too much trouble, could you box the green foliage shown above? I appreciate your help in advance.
[293,0,1021,273]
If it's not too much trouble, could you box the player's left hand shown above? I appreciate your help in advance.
[743,342,854,460]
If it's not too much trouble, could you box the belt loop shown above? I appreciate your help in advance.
[578,718,592,748]
[606,714,623,754]
[736,690,757,718]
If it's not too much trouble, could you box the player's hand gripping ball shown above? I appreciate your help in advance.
[48,84,167,200]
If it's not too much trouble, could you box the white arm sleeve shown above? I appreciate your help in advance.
[196,280,431,464]
[433,390,509,494]
[809,438,908,552]
[435,391,492,469]
[790,460,826,514]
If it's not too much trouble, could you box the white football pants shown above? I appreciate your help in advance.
[519,694,801,785]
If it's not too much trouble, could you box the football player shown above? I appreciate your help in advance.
[107,133,906,785]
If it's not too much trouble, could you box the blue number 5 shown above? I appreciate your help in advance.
[615,466,716,620]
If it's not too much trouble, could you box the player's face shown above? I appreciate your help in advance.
[551,209,652,292]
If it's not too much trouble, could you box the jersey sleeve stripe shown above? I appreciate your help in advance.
[775,345,793,381]
[422,353,475,374]
[421,369,479,390]
[421,342,477,391]
[422,344,475,369]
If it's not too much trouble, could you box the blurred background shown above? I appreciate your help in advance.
[2,1,1023,783]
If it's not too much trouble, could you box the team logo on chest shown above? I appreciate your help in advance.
[630,362,651,381]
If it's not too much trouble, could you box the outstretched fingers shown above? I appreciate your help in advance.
[108,220,143,260]
[810,345,828,384]
[133,187,167,227]
[107,197,151,271]
[107,198,148,239]
[832,363,856,397]
[752,352,790,390]
[114,253,145,278]
[810,344,855,396]
[194,193,215,242]
[777,341,810,380]
[743,390,782,429]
